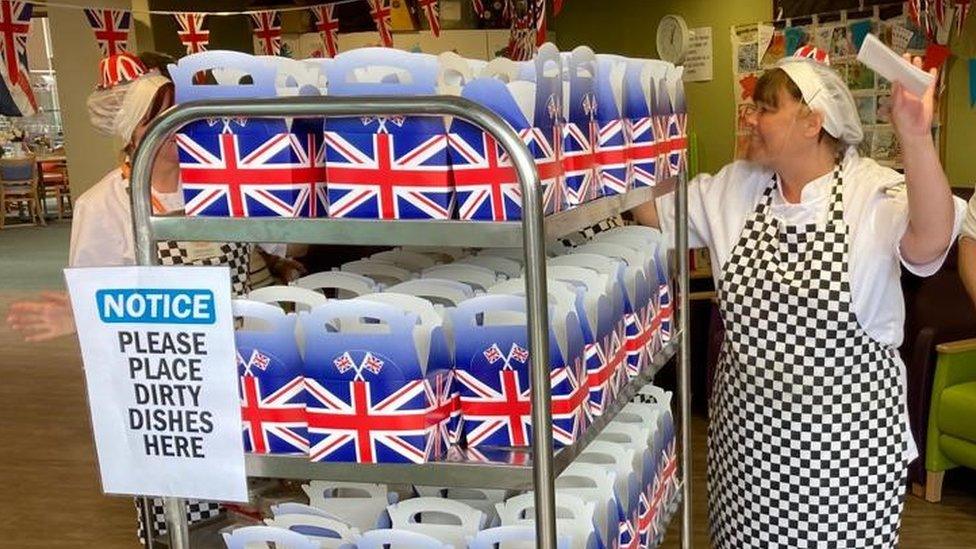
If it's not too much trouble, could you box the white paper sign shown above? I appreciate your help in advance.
[683,27,713,82]
[64,266,247,503]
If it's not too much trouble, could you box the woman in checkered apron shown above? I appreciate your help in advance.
[635,49,964,547]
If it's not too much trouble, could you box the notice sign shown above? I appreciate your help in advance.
[683,27,713,82]
[64,267,247,502]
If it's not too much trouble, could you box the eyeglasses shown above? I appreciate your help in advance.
[740,104,773,117]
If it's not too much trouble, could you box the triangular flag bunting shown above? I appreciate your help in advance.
[83,8,131,56]
[310,4,340,57]
[368,0,394,47]
[174,12,209,54]
[0,1,33,87]
[418,0,441,37]
[250,10,283,56]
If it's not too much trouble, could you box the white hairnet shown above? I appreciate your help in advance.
[776,57,863,145]
[87,73,170,144]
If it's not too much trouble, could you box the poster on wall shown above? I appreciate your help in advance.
[684,27,713,82]
[731,5,943,167]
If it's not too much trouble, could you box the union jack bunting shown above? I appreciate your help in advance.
[534,0,547,46]
[368,0,394,47]
[595,117,630,196]
[240,375,307,454]
[471,0,486,18]
[325,120,453,220]
[0,1,32,87]
[250,10,282,56]
[908,0,922,27]
[178,120,327,218]
[449,132,521,221]
[957,0,972,34]
[306,378,435,463]
[83,8,131,57]
[310,4,340,58]
[418,0,441,37]
[628,114,659,188]
[562,96,599,206]
[174,12,209,55]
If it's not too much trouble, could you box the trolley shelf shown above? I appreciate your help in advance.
[244,334,680,489]
[149,184,660,247]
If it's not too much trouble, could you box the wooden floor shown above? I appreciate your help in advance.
[3,296,974,548]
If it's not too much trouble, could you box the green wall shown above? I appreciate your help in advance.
[944,16,976,188]
[556,0,772,176]
[557,0,975,187]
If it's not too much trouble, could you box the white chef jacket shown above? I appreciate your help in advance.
[68,168,287,267]
[69,169,184,267]
[960,192,976,241]
[656,149,966,461]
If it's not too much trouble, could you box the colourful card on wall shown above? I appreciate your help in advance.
[850,19,874,51]
[784,26,807,56]
[970,58,976,107]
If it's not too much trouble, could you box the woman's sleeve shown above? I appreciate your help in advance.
[68,193,130,267]
[654,172,718,251]
[876,183,966,277]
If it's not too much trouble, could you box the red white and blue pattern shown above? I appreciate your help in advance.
[628,114,659,188]
[624,304,654,378]
[250,10,282,56]
[98,52,145,90]
[595,118,630,196]
[325,121,453,220]
[792,44,831,65]
[174,13,209,55]
[306,377,434,464]
[426,370,461,452]
[240,375,307,454]
[418,0,441,37]
[562,95,599,206]
[657,281,673,344]
[0,1,32,87]
[449,132,521,221]
[666,113,684,178]
[83,8,131,57]
[178,120,327,218]
[525,126,565,215]
[310,4,340,58]
[368,0,394,47]
[637,489,654,548]
[585,340,614,417]
[457,343,587,448]
[650,438,679,544]
[618,509,640,549]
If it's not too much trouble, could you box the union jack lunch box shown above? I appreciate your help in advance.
[170,51,327,218]
[323,49,454,220]
[623,59,666,190]
[669,75,689,177]
[300,299,455,464]
[594,54,633,197]
[449,294,588,449]
[560,46,601,207]
[233,300,307,455]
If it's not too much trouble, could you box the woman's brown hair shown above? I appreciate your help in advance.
[753,67,841,150]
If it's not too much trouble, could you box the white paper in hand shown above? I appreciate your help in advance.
[856,33,933,96]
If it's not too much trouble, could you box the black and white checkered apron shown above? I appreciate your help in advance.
[708,166,907,548]
[134,240,252,545]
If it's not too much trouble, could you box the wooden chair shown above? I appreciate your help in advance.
[39,159,71,219]
[0,155,44,228]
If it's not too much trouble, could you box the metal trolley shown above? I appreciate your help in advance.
[129,95,691,549]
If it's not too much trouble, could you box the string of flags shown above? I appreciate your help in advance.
[0,0,557,116]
